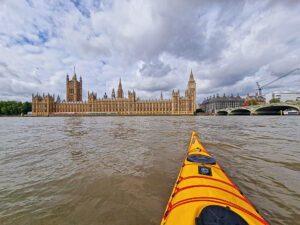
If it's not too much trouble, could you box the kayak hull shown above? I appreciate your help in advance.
[161,131,269,225]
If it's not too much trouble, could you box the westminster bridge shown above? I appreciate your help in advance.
[216,102,300,115]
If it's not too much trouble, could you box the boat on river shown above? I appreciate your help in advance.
[161,131,269,225]
[283,110,299,115]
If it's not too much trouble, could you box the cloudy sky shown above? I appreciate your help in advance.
[0,0,300,103]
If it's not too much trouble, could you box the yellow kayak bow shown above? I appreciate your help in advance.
[161,131,269,225]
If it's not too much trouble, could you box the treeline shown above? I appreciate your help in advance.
[0,101,32,115]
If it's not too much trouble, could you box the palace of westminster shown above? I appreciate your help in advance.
[32,70,197,116]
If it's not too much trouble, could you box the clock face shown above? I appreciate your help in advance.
[191,84,194,88]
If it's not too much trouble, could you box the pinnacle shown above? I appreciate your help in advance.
[189,69,194,81]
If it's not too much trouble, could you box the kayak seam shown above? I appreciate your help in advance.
[172,184,249,204]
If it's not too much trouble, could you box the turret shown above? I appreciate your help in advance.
[128,90,136,102]
[56,95,61,103]
[111,88,116,99]
[172,89,180,114]
[88,91,97,102]
[117,78,124,98]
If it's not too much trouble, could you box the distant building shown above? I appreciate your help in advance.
[245,93,266,105]
[32,70,196,116]
[266,91,300,103]
[199,94,244,113]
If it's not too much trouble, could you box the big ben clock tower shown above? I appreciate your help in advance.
[188,69,196,113]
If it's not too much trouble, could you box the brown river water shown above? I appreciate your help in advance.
[0,116,299,225]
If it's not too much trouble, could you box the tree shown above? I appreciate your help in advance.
[269,98,280,104]
[22,102,32,114]
[0,101,32,115]
[245,99,258,105]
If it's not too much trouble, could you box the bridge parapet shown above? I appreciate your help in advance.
[216,102,299,115]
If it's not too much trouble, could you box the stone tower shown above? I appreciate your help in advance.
[172,89,180,114]
[117,78,124,99]
[187,69,196,113]
[128,90,136,102]
[66,68,82,102]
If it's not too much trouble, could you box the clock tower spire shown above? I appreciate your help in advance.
[187,69,196,113]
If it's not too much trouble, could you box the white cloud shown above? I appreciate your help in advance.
[0,0,300,102]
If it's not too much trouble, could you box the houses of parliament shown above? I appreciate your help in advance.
[32,70,196,116]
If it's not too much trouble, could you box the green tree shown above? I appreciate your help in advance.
[22,102,32,114]
[245,99,258,105]
[269,98,280,104]
[0,101,32,115]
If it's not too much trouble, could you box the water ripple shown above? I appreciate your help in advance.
[0,116,299,225]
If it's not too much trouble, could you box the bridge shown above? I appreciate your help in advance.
[216,102,300,115]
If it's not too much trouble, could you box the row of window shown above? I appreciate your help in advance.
[34,101,194,113]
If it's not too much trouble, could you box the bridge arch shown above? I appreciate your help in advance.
[255,104,299,115]
[217,110,228,115]
[230,108,251,115]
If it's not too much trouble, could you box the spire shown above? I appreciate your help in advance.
[72,66,77,80]
[189,69,194,81]
[118,78,122,89]
[117,78,124,98]
[111,88,115,98]
[57,95,61,103]
[160,91,163,101]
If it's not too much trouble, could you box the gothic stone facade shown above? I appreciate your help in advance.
[32,71,196,116]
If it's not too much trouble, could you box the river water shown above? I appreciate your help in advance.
[0,116,299,225]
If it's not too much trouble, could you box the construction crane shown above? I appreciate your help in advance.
[256,68,299,96]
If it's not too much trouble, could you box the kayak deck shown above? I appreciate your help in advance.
[161,131,269,225]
